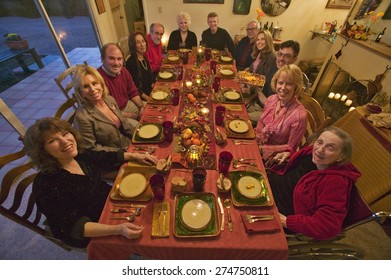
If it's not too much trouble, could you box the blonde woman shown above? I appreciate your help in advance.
[73,65,135,152]
[167,11,198,50]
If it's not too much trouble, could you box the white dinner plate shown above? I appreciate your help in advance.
[224,91,241,100]
[220,56,232,62]
[237,176,262,199]
[138,124,160,139]
[168,56,180,62]
[220,69,234,76]
[158,71,173,79]
[151,90,168,100]
[181,199,212,231]
[228,120,249,134]
[119,173,147,198]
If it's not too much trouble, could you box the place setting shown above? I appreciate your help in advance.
[132,122,164,144]
[156,69,176,82]
[219,89,244,103]
[147,89,172,105]
[216,66,235,79]
[224,118,256,139]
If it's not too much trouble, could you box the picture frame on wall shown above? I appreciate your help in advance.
[233,0,252,15]
[325,0,354,9]
[183,0,224,3]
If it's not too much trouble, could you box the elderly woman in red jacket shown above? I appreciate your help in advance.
[267,126,361,240]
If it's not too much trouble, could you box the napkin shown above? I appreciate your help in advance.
[241,213,280,234]
[151,202,170,238]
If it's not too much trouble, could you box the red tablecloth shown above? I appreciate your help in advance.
[87,55,288,260]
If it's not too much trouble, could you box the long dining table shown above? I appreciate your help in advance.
[87,49,288,260]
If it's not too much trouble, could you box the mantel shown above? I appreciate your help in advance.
[337,34,391,59]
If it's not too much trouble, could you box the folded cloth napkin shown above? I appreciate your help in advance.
[367,113,391,128]
[241,213,280,234]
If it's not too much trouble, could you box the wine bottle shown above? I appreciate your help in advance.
[269,22,274,33]
[263,22,269,31]
[375,27,386,43]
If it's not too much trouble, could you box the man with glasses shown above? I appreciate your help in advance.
[247,40,300,124]
[146,23,165,79]
[201,12,234,54]
[233,20,259,71]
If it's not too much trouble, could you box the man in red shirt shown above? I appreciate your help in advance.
[97,43,145,126]
[145,23,165,79]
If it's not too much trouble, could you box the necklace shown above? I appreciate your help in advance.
[138,57,148,71]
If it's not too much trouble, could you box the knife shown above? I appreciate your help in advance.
[217,197,224,231]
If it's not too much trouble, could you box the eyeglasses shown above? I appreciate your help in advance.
[246,28,257,31]
[276,52,293,59]
[154,32,164,36]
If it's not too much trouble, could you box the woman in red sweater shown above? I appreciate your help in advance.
[267,126,361,240]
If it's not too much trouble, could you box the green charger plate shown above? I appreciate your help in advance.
[174,192,220,238]
[221,90,244,104]
[132,123,164,144]
[228,171,273,207]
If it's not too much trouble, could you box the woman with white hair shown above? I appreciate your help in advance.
[167,11,198,50]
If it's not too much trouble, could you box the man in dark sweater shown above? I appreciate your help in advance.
[201,12,234,54]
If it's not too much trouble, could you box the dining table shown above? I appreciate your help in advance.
[87,48,288,260]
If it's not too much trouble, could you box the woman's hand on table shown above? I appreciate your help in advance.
[118,222,144,239]
[278,213,287,228]
[273,152,290,165]
[126,152,158,166]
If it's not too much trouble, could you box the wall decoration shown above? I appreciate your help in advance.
[233,0,252,15]
[184,0,224,3]
[95,0,106,14]
[261,0,291,17]
[354,0,383,20]
[325,0,354,10]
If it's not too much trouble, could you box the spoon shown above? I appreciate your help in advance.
[233,161,257,169]
[109,214,135,222]
[224,199,233,232]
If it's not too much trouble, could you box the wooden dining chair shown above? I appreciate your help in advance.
[54,62,87,104]
[299,110,317,149]
[0,148,75,251]
[0,98,26,138]
[53,94,78,124]
[298,93,332,131]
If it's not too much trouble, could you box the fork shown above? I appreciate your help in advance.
[234,158,256,163]
[109,214,135,222]
[247,216,274,223]
[233,162,257,169]
[246,214,274,221]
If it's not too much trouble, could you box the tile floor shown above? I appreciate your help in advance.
[0,47,101,157]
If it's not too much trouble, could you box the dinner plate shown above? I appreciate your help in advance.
[151,90,168,100]
[212,49,220,55]
[220,69,234,76]
[224,91,241,100]
[237,176,262,199]
[138,124,160,139]
[220,56,232,62]
[168,56,180,62]
[119,173,147,198]
[158,71,173,79]
[228,120,249,133]
[181,199,212,231]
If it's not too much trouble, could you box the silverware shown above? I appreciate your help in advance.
[158,204,168,236]
[247,216,274,223]
[111,207,142,216]
[109,214,135,222]
[233,162,257,169]
[217,197,225,232]
[245,214,274,221]
[232,140,253,145]
[111,204,147,208]
[234,158,256,163]
[224,198,233,232]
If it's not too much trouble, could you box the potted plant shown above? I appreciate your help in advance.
[4,33,29,50]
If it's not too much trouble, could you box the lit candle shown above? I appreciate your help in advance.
[195,78,201,85]
[345,99,353,106]
[185,81,193,88]
[199,107,210,116]
[328,92,335,99]
[340,95,347,102]
[334,93,341,100]
[348,107,356,112]
[197,46,203,53]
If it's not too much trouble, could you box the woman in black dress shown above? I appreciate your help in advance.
[167,11,197,51]
[126,32,154,101]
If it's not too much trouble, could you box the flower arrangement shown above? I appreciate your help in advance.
[255,8,265,29]
[366,11,384,33]
[4,33,29,49]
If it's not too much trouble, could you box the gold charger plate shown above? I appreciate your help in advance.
[174,192,220,238]
[110,163,155,201]
[224,119,255,139]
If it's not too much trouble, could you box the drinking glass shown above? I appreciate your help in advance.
[162,121,174,142]
[182,52,189,64]
[171,88,179,106]
[218,151,233,175]
[213,76,220,93]
[215,105,225,126]
[150,174,165,200]
[192,167,207,192]
[210,60,217,74]
[205,48,211,61]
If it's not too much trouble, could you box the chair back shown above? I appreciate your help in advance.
[299,93,332,131]
[343,185,374,229]
[54,94,78,124]
[0,149,72,251]
[299,110,317,149]
[0,98,26,138]
[54,62,87,103]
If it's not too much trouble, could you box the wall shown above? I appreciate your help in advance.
[142,0,351,62]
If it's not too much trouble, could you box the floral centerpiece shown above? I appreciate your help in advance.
[255,8,265,29]
[342,11,384,41]
[4,33,29,49]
